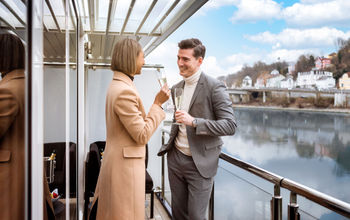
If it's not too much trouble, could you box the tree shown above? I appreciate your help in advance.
[330,38,350,81]
[294,54,315,74]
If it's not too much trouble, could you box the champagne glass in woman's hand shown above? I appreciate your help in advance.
[156,68,167,87]
[155,68,173,113]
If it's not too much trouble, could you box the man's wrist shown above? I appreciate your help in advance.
[192,118,198,127]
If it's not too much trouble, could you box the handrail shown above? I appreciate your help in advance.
[219,152,350,218]
[161,128,171,135]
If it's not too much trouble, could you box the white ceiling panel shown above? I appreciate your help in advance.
[0,0,208,63]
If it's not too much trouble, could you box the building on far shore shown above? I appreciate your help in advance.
[242,75,252,87]
[296,68,334,89]
[255,71,270,88]
[280,74,294,90]
[339,72,350,90]
[315,56,332,70]
[316,76,335,90]
[266,72,285,88]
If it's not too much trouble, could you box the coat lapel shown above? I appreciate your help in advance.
[188,73,205,111]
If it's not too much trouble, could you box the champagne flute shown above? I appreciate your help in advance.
[156,68,167,87]
[155,68,173,114]
[173,88,183,125]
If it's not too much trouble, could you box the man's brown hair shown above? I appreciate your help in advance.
[0,34,25,74]
[111,38,142,76]
[178,38,206,59]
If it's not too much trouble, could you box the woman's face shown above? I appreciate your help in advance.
[135,50,145,75]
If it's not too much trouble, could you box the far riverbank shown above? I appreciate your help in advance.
[233,104,350,114]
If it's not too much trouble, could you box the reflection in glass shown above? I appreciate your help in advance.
[42,1,78,218]
[0,33,25,219]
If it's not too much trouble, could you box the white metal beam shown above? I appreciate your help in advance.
[88,0,95,32]
[45,0,61,32]
[145,0,208,56]
[149,0,180,36]
[105,0,117,35]
[135,0,157,35]
[120,0,136,35]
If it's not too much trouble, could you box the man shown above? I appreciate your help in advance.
[158,38,237,220]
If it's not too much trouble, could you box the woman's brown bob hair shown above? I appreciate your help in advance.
[0,33,25,74]
[111,38,142,76]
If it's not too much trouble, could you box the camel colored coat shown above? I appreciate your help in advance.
[0,69,25,220]
[91,71,165,220]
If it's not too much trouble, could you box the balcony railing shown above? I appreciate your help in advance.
[158,129,350,220]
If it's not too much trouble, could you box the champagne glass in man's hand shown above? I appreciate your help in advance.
[173,88,183,125]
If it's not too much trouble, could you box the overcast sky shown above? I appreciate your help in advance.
[146,0,350,86]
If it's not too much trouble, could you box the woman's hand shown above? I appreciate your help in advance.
[154,84,170,107]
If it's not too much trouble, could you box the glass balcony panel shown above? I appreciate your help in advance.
[123,0,153,33]
[106,0,130,33]
[0,3,23,28]
[43,0,65,31]
[1,0,26,25]
[8,0,26,15]
[215,161,272,220]
[43,3,58,30]
[157,0,188,34]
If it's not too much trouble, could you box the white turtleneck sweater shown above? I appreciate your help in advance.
[175,69,202,156]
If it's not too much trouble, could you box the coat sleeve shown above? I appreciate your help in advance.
[0,87,18,138]
[195,82,237,136]
[113,87,165,145]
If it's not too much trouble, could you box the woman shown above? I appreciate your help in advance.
[0,33,55,220]
[90,38,170,219]
[0,33,25,220]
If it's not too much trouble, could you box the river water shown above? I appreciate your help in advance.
[215,108,350,219]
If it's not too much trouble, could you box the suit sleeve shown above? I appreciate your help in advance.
[113,88,165,145]
[195,82,237,136]
[0,87,19,138]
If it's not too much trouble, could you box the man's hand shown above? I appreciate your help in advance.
[175,110,195,126]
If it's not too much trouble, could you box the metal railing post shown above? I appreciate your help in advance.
[208,182,214,220]
[271,184,282,220]
[288,192,300,220]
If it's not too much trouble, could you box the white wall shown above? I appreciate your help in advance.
[43,66,77,143]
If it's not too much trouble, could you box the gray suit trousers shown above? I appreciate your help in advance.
[167,148,213,220]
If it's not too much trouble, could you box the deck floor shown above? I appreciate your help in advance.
[54,194,171,219]
[145,194,171,220]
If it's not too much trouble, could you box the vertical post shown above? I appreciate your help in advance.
[208,182,215,220]
[315,91,320,104]
[64,0,71,218]
[26,0,44,219]
[271,185,282,220]
[161,131,165,199]
[77,16,86,220]
[263,91,266,103]
[288,192,300,220]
